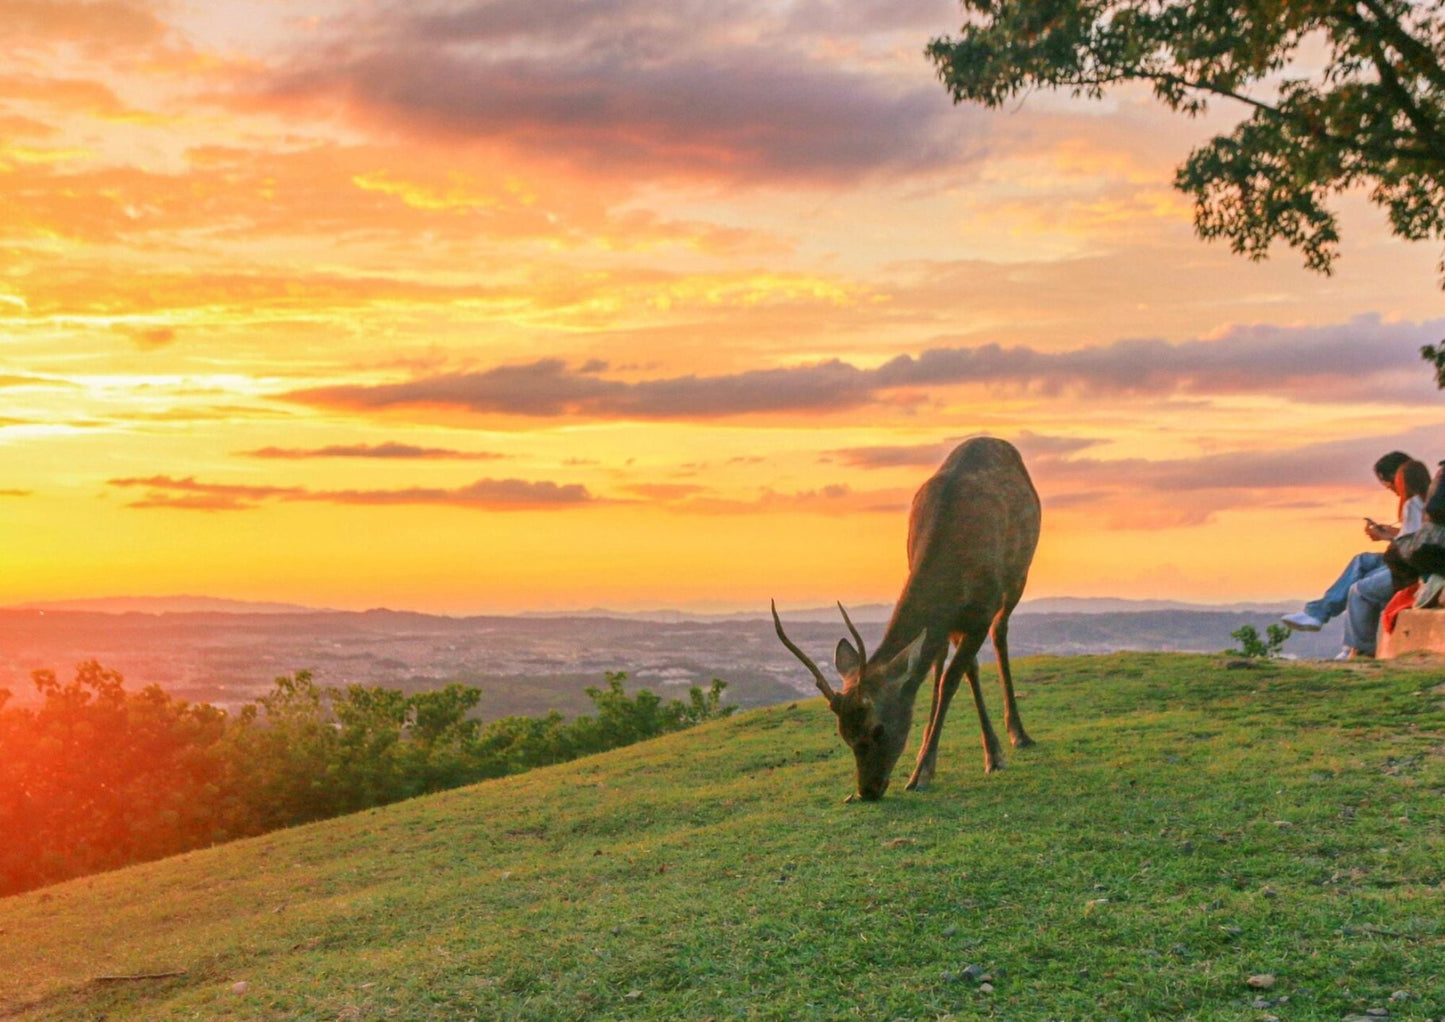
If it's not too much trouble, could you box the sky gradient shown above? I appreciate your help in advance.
[3,0,1444,614]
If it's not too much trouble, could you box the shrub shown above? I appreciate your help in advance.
[1228,623,1290,658]
[0,663,734,896]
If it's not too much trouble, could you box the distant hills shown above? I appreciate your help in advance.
[1014,596,1301,615]
[10,593,1299,620]
[15,595,326,615]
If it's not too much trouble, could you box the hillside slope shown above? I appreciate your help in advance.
[1,653,1442,1020]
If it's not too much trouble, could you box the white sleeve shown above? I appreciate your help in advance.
[1401,496,1425,537]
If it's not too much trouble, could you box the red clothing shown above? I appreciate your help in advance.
[1383,583,1420,634]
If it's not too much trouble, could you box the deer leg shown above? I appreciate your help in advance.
[964,649,1006,773]
[992,610,1034,748]
[906,649,954,791]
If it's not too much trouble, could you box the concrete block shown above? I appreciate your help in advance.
[1379,608,1445,658]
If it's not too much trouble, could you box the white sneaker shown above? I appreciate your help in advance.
[1281,612,1324,632]
[1333,647,1356,661]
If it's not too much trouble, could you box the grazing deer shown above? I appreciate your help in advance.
[772,436,1041,801]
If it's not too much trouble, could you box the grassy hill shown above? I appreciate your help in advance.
[1,653,1441,1020]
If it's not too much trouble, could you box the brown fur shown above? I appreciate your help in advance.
[773,437,1041,801]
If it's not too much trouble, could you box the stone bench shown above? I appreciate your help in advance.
[1378,607,1445,658]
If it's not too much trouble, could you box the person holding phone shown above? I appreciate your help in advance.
[1281,453,1430,654]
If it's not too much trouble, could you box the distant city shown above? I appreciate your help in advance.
[1,596,1345,718]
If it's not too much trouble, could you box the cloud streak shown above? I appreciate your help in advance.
[1032,424,1445,495]
[820,423,1445,531]
[828,430,1108,469]
[252,0,973,186]
[284,316,1445,422]
[108,473,593,512]
[674,483,909,516]
[6,0,170,50]
[242,442,506,461]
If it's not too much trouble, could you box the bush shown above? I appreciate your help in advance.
[0,663,734,896]
[1228,623,1290,658]
[0,662,235,895]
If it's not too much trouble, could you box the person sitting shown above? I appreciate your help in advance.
[1280,452,1425,636]
[1335,458,1431,659]
[1382,460,1445,605]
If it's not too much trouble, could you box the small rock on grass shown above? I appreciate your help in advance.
[230,981,249,995]
[1246,974,1276,989]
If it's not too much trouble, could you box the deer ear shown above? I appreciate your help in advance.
[882,630,928,682]
[906,630,928,674]
[834,638,862,679]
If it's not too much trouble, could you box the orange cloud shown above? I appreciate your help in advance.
[242,443,506,461]
[0,74,136,120]
[282,318,1445,426]
[677,484,910,517]
[4,0,169,49]
[108,473,598,511]
[0,139,788,270]
[242,1,977,189]
[0,113,55,138]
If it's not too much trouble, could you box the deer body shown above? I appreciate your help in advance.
[773,437,1040,801]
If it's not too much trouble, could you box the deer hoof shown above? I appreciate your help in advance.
[984,757,1005,774]
[1010,733,1036,749]
[906,764,934,790]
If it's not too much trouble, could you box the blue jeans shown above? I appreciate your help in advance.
[1305,552,1384,624]
[1343,565,1397,656]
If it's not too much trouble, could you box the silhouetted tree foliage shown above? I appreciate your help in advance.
[928,1,1445,379]
[0,662,236,895]
[0,664,733,896]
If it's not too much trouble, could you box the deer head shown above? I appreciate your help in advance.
[772,601,927,801]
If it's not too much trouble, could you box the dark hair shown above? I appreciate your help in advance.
[1426,465,1445,525]
[1374,451,1412,483]
[1396,459,1431,500]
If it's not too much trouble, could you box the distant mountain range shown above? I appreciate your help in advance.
[10,594,1300,620]
[14,595,330,615]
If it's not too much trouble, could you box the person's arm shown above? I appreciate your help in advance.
[1366,518,1397,541]
[1400,495,1425,537]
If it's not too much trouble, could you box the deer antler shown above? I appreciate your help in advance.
[771,600,838,704]
[837,601,867,669]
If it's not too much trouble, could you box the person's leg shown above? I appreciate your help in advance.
[1303,552,1384,623]
[1342,566,1397,656]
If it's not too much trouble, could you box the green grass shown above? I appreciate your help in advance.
[2,653,1442,1020]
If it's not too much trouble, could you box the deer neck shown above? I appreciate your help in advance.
[863,626,943,715]
[873,588,950,670]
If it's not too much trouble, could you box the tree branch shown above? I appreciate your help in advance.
[1353,0,1445,94]
[1333,4,1445,159]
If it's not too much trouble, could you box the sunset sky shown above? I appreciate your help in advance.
[3,0,1444,615]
